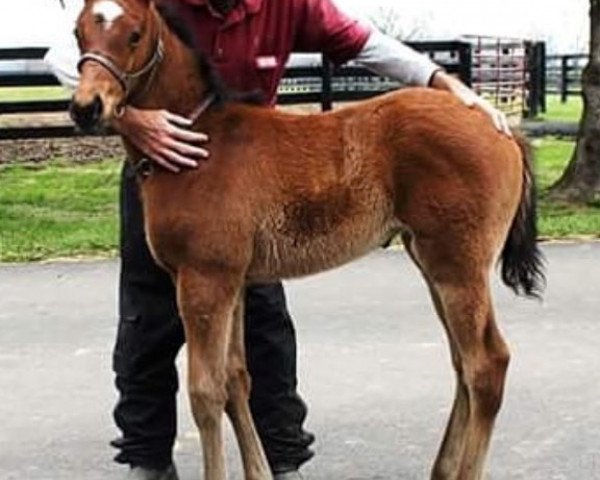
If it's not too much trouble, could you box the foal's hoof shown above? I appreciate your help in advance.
[274,470,303,480]
[126,464,179,480]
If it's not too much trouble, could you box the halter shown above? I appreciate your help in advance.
[77,38,164,100]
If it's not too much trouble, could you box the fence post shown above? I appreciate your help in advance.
[525,41,546,118]
[457,42,472,87]
[538,42,547,113]
[321,54,333,112]
[525,41,537,118]
[560,56,569,103]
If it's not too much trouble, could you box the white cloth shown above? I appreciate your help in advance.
[355,30,440,87]
[43,3,81,90]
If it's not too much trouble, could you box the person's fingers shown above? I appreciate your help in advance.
[167,124,209,144]
[152,155,181,173]
[472,98,512,136]
[448,80,513,137]
[488,108,503,133]
[161,148,199,169]
[163,111,209,144]
[167,138,210,159]
[487,105,512,137]
[487,106,502,132]
[164,110,193,128]
[499,112,512,137]
[461,92,477,108]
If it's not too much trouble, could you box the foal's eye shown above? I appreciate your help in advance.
[129,31,142,47]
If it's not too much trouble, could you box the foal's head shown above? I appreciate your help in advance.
[71,0,161,131]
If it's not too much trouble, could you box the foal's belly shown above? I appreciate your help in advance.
[246,188,399,282]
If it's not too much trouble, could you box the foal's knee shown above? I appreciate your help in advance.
[467,349,510,418]
[227,363,252,401]
[189,381,227,427]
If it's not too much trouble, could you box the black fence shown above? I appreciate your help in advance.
[546,53,586,102]
[0,40,540,140]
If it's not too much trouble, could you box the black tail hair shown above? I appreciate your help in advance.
[500,132,546,298]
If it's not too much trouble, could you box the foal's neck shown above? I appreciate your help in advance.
[133,15,210,118]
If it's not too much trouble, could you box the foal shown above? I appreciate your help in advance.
[70,1,544,479]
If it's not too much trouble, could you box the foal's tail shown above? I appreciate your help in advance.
[500,133,546,298]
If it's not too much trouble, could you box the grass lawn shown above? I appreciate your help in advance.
[533,137,600,239]
[0,139,598,263]
[538,94,583,123]
[0,86,70,102]
[0,159,120,262]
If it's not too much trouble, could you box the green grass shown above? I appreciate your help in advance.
[538,94,583,123]
[0,86,70,102]
[534,137,600,238]
[0,139,598,263]
[0,159,120,262]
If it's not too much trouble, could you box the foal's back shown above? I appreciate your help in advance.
[144,88,522,281]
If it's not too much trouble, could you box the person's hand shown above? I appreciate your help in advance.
[430,70,512,136]
[113,106,210,173]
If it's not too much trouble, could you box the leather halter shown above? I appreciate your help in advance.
[77,38,164,100]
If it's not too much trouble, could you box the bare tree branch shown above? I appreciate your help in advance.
[368,6,426,42]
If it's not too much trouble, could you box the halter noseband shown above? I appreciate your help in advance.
[77,38,164,99]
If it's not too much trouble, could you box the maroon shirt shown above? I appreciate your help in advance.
[173,0,371,104]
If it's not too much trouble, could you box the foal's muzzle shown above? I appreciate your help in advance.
[70,95,104,132]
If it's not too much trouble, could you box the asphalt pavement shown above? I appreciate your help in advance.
[1,243,599,480]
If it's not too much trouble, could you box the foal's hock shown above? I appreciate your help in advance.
[71,1,545,479]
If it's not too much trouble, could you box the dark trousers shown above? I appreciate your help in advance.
[111,164,313,470]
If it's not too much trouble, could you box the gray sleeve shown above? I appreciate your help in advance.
[353,30,441,86]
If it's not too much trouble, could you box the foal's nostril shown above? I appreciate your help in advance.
[70,95,103,132]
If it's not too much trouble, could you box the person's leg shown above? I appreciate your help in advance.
[245,283,315,474]
[113,165,312,474]
[111,163,185,471]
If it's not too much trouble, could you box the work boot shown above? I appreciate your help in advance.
[126,464,179,480]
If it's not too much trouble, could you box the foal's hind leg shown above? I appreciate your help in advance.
[403,234,469,478]
[225,295,272,480]
[404,236,469,476]
[176,268,243,480]
[406,235,510,480]
[435,280,509,480]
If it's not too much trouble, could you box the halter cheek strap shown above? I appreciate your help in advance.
[77,39,164,98]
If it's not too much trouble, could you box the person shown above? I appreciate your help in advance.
[45,0,510,479]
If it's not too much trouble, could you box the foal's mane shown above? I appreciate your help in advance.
[155,2,264,106]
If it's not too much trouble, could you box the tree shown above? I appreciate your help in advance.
[368,6,427,42]
[550,0,600,202]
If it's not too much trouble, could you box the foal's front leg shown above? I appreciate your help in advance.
[176,267,243,480]
[225,296,272,480]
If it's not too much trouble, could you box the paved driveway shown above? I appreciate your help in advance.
[1,243,599,479]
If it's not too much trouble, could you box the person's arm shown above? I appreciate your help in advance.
[352,30,440,87]
[294,0,510,136]
[354,31,511,135]
[44,18,208,172]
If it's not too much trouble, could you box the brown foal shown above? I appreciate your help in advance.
[70,1,545,479]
